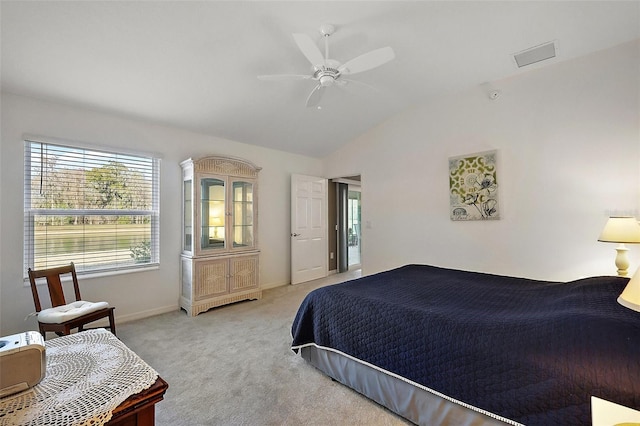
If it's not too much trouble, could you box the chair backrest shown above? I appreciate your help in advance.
[28,262,82,312]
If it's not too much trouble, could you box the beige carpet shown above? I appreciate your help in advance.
[118,270,410,426]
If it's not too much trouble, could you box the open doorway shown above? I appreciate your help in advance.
[347,188,361,269]
[331,176,361,273]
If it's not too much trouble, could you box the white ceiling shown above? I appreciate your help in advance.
[2,1,639,158]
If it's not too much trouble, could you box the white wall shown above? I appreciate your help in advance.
[325,40,640,281]
[0,93,323,335]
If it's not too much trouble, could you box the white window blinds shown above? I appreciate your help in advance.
[24,140,160,276]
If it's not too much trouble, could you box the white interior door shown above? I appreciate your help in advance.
[291,174,327,285]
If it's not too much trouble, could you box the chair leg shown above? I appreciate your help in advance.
[108,310,116,336]
[39,324,47,340]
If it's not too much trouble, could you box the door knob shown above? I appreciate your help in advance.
[291,233,300,237]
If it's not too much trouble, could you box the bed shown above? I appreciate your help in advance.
[291,264,640,425]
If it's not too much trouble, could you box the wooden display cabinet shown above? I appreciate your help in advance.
[180,156,261,316]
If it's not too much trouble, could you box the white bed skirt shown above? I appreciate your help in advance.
[299,345,521,426]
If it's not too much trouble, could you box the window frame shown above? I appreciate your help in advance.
[23,137,161,278]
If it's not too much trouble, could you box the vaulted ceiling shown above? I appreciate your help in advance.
[2,1,639,158]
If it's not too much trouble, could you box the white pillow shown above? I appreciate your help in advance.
[38,300,109,324]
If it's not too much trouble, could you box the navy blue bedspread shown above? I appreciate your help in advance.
[291,264,640,425]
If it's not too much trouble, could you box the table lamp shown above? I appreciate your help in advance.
[618,267,640,312]
[598,216,640,277]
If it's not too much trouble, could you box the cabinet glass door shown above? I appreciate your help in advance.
[201,178,225,250]
[183,179,192,252]
[232,180,254,249]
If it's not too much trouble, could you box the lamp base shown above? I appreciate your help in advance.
[614,244,630,277]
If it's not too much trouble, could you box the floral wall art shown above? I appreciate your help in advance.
[449,150,499,221]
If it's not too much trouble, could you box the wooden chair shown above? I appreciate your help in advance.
[28,262,116,340]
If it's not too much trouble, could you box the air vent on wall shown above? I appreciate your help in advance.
[513,41,557,68]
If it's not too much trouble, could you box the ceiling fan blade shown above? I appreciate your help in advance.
[305,84,325,107]
[338,46,395,75]
[292,33,325,66]
[257,74,312,81]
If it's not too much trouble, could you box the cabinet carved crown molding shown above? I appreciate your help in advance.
[193,156,261,178]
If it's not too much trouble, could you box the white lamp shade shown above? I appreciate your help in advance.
[598,217,640,243]
[619,267,640,312]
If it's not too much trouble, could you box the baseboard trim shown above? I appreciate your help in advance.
[261,281,289,290]
[117,304,179,325]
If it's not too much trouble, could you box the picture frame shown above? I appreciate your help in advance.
[449,150,500,221]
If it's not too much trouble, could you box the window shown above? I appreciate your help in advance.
[24,139,160,276]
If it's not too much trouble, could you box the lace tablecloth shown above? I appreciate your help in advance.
[0,329,158,426]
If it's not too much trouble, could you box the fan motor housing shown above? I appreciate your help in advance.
[314,67,340,86]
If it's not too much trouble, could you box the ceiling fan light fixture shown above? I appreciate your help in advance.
[319,75,334,86]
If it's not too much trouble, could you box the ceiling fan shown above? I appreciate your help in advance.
[258,24,395,108]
